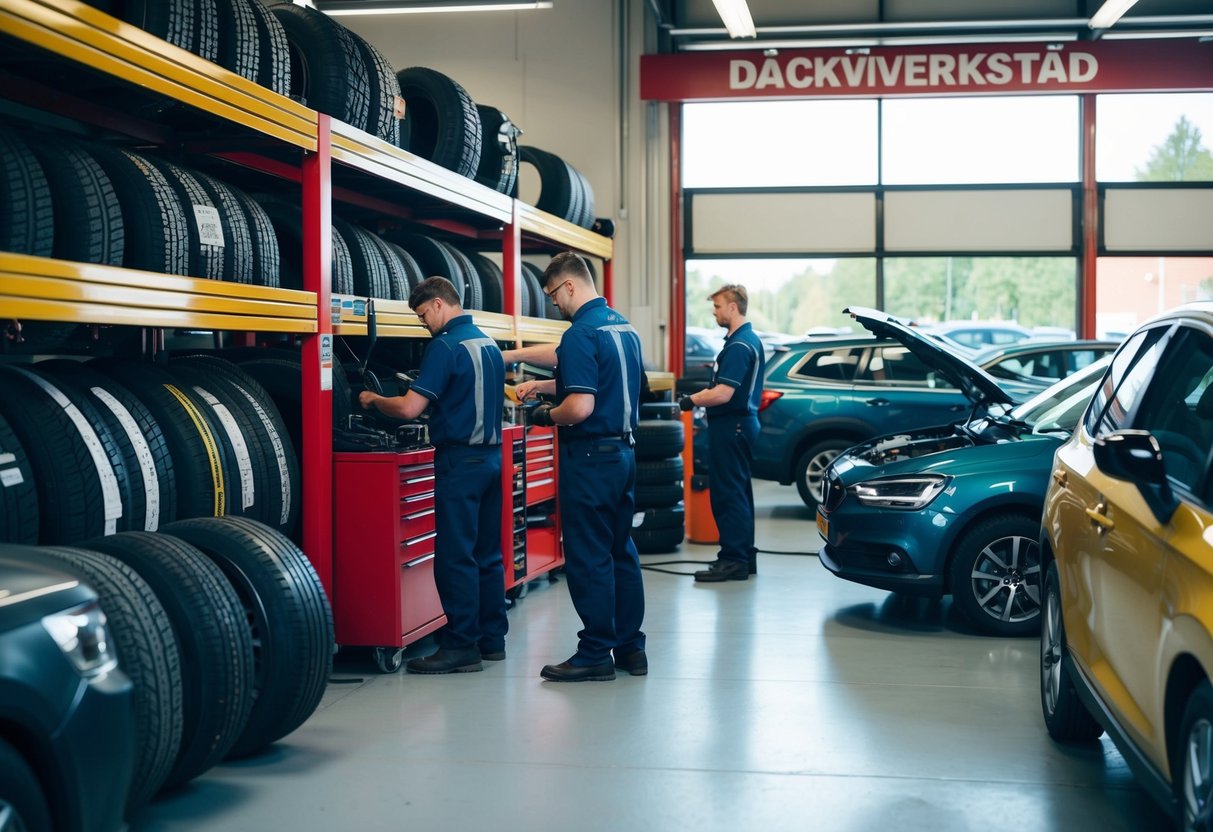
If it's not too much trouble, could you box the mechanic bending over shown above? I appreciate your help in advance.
[360,276,508,675]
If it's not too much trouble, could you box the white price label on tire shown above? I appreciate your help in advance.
[193,204,225,247]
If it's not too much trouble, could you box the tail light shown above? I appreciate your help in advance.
[758,390,783,412]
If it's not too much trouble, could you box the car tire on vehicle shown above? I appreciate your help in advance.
[948,514,1042,637]
[0,737,52,832]
[1176,679,1213,829]
[794,438,852,510]
[1040,562,1104,741]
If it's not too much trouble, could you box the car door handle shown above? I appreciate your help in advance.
[1052,469,1068,489]
[866,398,891,407]
[1085,502,1114,532]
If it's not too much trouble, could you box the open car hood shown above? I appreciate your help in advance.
[842,307,1014,407]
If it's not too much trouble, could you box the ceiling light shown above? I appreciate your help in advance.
[711,0,756,39]
[319,1,552,16]
[1089,0,1140,29]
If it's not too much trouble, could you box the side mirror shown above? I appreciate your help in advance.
[1093,430,1179,524]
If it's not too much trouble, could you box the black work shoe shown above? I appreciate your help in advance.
[406,647,483,674]
[694,559,749,582]
[749,560,758,575]
[540,660,616,682]
[613,649,648,676]
[480,648,506,661]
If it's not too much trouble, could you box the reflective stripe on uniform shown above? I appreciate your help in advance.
[597,323,640,433]
[460,337,498,445]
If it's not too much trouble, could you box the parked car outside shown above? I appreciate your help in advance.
[752,319,1039,509]
[817,353,1110,636]
[684,325,725,382]
[926,319,1034,352]
[0,555,134,832]
[1039,302,1213,828]
[973,339,1119,393]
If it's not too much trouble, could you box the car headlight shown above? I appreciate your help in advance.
[42,601,118,678]
[852,475,949,510]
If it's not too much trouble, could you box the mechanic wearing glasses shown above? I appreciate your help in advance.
[359,276,508,674]
[504,252,647,682]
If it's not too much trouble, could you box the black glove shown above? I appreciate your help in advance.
[678,395,695,412]
[530,402,556,427]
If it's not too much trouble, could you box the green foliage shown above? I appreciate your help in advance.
[1135,116,1213,182]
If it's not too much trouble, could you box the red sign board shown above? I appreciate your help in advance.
[640,41,1213,101]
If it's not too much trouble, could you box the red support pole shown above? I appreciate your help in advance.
[301,114,334,596]
[603,258,614,306]
[668,103,685,377]
[503,201,521,331]
[1081,94,1098,340]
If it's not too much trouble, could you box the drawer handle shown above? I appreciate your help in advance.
[529,478,555,488]
[402,531,438,547]
[404,475,435,485]
[404,508,436,522]
[402,492,433,504]
[404,553,436,568]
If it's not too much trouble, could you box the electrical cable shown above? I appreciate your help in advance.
[755,548,818,557]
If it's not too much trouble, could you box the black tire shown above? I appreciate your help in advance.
[0,411,38,544]
[0,366,123,544]
[230,186,281,287]
[238,356,352,463]
[246,0,291,97]
[395,67,481,178]
[387,232,464,303]
[93,360,233,520]
[334,218,391,300]
[382,240,423,299]
[473,104,519,195]
[365,231,410,302]
[1040,562,1104,741]
[518,262,535,318]
[948,514,1042,637]
[35,360,177,533]
[85,145,190,276]
[635,482,683,509]
[634,504,685,531]
[256,197,352,293]
[635,420,685,461]
[632,524,684,554]
[438,241,480,310]
[113,0,196,54]
[794,438,853,510]
[0,128,54,257]
[160,516,335,758]
[170,363,270,524]
[214,0,260,84]
[191,170,256,285]
[640,403,681,421]
[194,0,219,63]
[0,737,52,832]
[19,545,182,812]
[1176,680,1213,829]
[174,355,301,536]
[637,457,684,485]
[25,135,123,266]
[573,167,596,229]
[464,251,504,313]
[520,262,545,319]
[142,157,224,281]
[271,4,370,131]
[349,31,400,145]
[518,146,579,224]
[81,531,255,791]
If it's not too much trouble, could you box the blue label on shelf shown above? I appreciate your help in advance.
[353,299,367,317]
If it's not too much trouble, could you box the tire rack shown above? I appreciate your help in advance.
[0,1,613,636]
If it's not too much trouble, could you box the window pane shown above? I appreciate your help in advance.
[858,345,954,389]
[682,101,878,187]
[1096,93,1213,182]
[1131,328,1213,492]
[882,96,1080,184]
[1095,257,1213,340]
[883,256,1077,331]
[686,258,875,338]
[1093,328,1170,436]
[789,347,864,383]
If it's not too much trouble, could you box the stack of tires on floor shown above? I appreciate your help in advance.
[0,356,335,816]
[631,404,687,554]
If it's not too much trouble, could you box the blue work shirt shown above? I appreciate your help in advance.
[555,297,643,438]
[410,314,505,446]
[707,322,765,418]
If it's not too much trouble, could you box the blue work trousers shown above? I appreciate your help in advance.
[433,444,507,652]
[558,436,646,665]
[707,414,758,567]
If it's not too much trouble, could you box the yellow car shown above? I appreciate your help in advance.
[1039,302,1213,830]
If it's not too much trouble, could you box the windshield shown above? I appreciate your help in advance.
[1009,355,1112,433]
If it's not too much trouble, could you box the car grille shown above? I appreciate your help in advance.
[822,471,845,512]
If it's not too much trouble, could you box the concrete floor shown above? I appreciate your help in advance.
[130,482,1169,831]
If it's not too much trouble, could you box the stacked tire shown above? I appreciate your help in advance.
[515,146,596,229]
[632,404,686,554]
[1,515,334,814]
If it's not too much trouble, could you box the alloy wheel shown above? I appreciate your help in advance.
[1184,716,1213,831]
[968,534,1041,624]
[803,449,841,504]
[1042,581,1063,716]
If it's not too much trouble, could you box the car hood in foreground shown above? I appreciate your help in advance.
[843,307,1014,408]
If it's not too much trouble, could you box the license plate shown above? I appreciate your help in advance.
[816,510,828,541]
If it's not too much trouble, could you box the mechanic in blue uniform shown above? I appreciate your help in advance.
[504,252,647,682]
[359,276,507,674]
[679,284,765,582]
